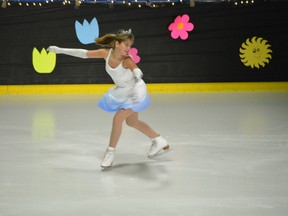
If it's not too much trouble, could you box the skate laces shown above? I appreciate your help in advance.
[104,150,114,160]
[150,140,157,150]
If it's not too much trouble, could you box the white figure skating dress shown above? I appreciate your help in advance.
[98,49,151,112]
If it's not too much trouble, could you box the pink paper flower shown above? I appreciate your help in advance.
[128,48,140,63]
[168,14,194,40]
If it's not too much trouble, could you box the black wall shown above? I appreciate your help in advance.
[0,2,288,84]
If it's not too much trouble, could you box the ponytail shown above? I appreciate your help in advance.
[95,34,117,48]
[95,29,135,48]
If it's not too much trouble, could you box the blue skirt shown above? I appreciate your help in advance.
[98,80,151,113]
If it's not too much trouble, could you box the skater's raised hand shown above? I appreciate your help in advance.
[133,68,143,82]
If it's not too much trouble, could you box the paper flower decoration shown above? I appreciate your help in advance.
[128,48,141,63]
[32,48,56,73]
[75,17,99,44]
[168,14,194,40]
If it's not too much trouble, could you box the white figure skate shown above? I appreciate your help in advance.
[101,147,115,170]
[147,136,170,158]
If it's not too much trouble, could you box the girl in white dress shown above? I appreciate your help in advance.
[47,29,169,169]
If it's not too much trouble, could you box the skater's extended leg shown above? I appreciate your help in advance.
[126,112,159,138]
[126,112,169,158]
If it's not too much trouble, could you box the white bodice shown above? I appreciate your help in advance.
[105,49,135,87]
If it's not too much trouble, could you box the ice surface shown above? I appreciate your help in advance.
[0,92,288,216]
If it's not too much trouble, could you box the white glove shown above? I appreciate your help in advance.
[133,68,143,81]
[47,46,62,54]
[47,46,88,59]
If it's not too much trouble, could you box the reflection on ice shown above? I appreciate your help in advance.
[32,109,55,140]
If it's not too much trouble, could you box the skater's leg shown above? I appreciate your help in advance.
[109,109,135,148]
[126,112,159,138]
[101,109,134,168]
[126,113,169,157]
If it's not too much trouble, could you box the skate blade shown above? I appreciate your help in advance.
[101,166,112,171]
[101,163,113,171]
[148,145,171,159]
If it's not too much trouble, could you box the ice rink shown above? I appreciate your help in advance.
[0,92,288,216]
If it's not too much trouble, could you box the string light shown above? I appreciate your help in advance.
[233,0,255,7]
[2,0,256,9]
[0,0,174,7]
[2,0,178,8]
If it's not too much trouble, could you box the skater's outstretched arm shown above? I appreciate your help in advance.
[47,46,108,59]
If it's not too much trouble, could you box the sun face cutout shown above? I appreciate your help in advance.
[239,36,272,69]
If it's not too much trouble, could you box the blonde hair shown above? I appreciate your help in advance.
[95,29,135,48]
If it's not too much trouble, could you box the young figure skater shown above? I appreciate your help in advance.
[47,29,169,169]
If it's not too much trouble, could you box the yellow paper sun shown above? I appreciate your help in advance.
[239,36,272,69]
